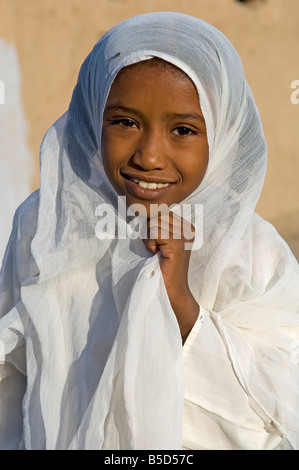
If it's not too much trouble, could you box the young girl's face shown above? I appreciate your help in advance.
[101,59,209,215]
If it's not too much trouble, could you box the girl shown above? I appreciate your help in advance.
[0,12,299,450]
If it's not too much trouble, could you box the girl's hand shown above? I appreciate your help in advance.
[144,211,199,343]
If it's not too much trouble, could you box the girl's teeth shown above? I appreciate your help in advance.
[131,178,169,189]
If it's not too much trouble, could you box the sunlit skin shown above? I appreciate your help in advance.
[101,59,209,342]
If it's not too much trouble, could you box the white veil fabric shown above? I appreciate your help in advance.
[0,12,299,450]
[0,40,33,262]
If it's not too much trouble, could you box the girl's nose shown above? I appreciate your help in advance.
[131,129,167,170]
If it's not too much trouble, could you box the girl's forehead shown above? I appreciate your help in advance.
[107,58,198,107]
[105,61,201,114]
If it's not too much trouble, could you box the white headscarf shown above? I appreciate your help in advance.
[0,12,299,450]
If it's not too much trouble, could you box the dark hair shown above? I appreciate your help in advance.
[117,56,191,82]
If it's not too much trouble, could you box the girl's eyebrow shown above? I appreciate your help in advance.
[166,112,205,124]
[104,104,205,125]
[104,104,140,115]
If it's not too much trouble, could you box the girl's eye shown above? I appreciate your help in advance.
[114,119,137,128]
[173,127,196,136]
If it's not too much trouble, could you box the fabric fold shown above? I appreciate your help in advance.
[69,258,184,450]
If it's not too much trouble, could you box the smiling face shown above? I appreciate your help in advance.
[101,59,209,215]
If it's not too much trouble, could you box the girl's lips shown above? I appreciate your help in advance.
[121,172,176,185]
[122,174,176,200]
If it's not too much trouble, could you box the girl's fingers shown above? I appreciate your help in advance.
[147,212,195,241]
[144,238,160,254]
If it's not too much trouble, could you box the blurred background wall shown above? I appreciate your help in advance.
[0,0,298,260]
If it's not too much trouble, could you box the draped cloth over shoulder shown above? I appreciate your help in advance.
[0,12,299,450]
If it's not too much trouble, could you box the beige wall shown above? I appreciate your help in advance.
[0,0,298,258]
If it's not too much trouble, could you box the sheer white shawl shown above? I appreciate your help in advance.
[0,12,299,450]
